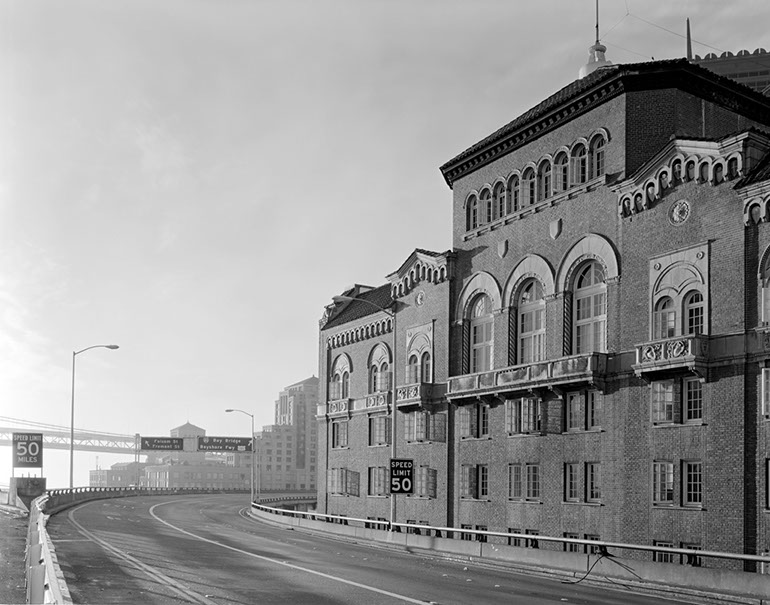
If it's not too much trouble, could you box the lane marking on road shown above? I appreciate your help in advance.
[67,504,218,605]
[150,500,429,604]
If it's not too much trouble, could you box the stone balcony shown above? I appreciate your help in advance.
[446,352,608,402]
[395,382,447,410]
[632,334,709,379]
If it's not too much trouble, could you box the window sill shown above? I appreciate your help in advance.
[508,499,543,504]
[652,505,705,511]
[406,439,434,445]
[460,497,491,502]
[367,495,390,499]
[367,444,389,448]
[507,432,543,438]
[460,436,492,442]
[331,446,350,450]
[561,428,603,435]
[562,501,603,506]
[651,422,706,429]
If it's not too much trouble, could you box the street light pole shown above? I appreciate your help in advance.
[225,408,256,503]
[332,294,397,528]
[70,344,119,489]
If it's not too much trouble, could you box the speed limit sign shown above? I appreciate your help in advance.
[390,458,414,494]
[12,433,44,468]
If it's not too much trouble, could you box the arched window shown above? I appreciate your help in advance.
[420,351,432,383]
[493,182,506,220]
[522,168,535,206]
[653,297,676,340]
[470,294,493,373]
[573,262,606,354]
[537,161,551,202]
[518,280,545,364]
[713,163,724,184]
[331,355,351,400]
[590,136,606,178]
[466,195,478,231]
[728,157,739,179]
[762,254,770,324]
[507,175,520,212]
[479,189,492,224]
[407,354,419,384]
[554,152,569,192]
[683,291,704,335]
[571,145,587,185]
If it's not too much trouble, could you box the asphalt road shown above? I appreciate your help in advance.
[46,494,697,605]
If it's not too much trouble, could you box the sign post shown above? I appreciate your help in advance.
[12,433,44,469]
[390,458,414,495]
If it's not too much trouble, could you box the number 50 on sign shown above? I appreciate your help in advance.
[390,458,413,494]
[13,433,44,468]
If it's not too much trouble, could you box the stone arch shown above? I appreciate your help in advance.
[556,233,620,293]
[503,254,556,306]
[368,342,392,367]
[455,271,503,323]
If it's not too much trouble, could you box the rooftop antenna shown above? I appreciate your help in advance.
[579,0,612,78]
[686,18,693,60]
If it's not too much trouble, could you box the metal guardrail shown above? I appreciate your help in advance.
[252,502,770,569]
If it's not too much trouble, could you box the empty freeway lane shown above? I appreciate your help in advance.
[46,494,696,604]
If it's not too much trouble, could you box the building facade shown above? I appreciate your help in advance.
[317,56,770,565]
[256,376,319,492]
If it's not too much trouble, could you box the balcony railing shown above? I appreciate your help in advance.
[395,382,447,409]
[447,352,608,400]
[633,334,709,378]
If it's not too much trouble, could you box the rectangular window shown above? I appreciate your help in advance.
[653,461,674,505]
[508,463,523,499]
[506,397,541,434]
[368,415,391,446]
[684,379,703,422]
[564,463,579,502]
[684,461,703,506]
[584,534,601,555]
[415,466,437,499]
[526,464,540,500]
[461,464,488,499]
[566,392,582,431]
[586,462,601,502]
[564,532,580,553]
[653,541,675,563]
[368,466,388,496]
[328,468,359,496]
[508,528,523,547]
[525,529,540,549]
[460,404,489,439]
[331,420,348,448]
[587,390,601,428]
[680,543,702,567]
[651,381,675,423]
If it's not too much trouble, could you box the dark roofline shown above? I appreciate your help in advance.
[439,59,770,189]
[322,283,394,330]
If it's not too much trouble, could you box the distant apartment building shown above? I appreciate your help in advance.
[692,48,770,96]
[89,461,146,488]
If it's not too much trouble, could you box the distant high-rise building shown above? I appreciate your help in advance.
[692,48,770,96]
[257,376,318,492]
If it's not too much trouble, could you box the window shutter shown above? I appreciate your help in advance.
[763,368,770,415]
[404,412,414,441]
[428,468,437,499]
[327,468,334,493]
[469,466,478,498]
[672,381,682,424]
[459,406,470,437]
[341,421,348,447]
[461,465,470,497]
[416,412,427,440]
[469,405,479,437]
[348,470,360,497]
[430,413,447,442]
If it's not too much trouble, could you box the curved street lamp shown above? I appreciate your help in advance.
[225,408,256,503]
[332,294,397,528]
[70,344,119,488]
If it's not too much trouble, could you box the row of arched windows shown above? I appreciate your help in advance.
[467,260,608,373]
[465,132,608,232]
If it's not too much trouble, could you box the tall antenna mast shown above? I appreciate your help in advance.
[595,0,600,45]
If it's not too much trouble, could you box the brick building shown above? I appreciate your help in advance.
[317,56,770,564]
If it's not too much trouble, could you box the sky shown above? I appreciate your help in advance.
[1,0,768,488]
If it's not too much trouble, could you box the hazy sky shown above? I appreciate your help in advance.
[2,0,768,488]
